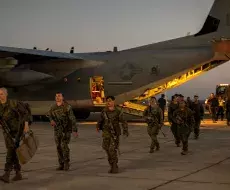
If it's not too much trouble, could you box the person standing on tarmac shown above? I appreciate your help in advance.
[217,96,225,121]
[158,94,166,121]
[96,96,129,174]
[168,95,180,147]
[47,92,78,171]
[190,95,204,139]
[0,87,30,183]
[173,100,195,155]
[143,97,163,153]
[209,93,219,123]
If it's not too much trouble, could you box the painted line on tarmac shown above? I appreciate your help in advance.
[148,156,230,190]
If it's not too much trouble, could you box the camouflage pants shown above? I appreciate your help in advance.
[102,135,119,165]
[147,125,160,150]
[54,131,71,165]
[178,127,191,151]
[171,122,180,145]
[3,133,21,172]
[194,119,201,137]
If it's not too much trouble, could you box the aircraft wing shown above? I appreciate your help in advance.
[0,46,102,87]
[0,46,85,64]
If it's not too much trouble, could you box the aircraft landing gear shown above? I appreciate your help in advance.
[73,109,90,120]
[32,115,50,122]
[32,109,90,122]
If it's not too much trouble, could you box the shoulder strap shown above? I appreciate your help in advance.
[148,105,151,113]
[103,110,108,120]
[115,107,122,117]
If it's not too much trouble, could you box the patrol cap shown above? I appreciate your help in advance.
[106,96,115,101]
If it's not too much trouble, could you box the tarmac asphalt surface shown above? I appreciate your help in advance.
[0,119,230,190]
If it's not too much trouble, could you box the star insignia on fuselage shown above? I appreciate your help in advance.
[119,62,143,80]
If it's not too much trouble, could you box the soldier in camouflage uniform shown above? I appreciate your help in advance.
[0,87,30,183]
[168,95,180,146]
[47,92,78,171]
[190,95,204,139]
[173,100,195,155]
[96,96,129,174]
[143,97,163,153]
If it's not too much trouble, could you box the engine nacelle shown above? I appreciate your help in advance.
[0,57,18,72]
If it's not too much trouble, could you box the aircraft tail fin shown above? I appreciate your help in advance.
[195,0,230,37]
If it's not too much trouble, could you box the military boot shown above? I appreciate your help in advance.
[56,164,64,171]
[156,144,160,151]
[12,171,22,181]
[64,162,70,171]
[181,149,188,155]
[175,140,180,147]
[111,163,118,174]
[194,134,199,139]
[149,148,154,153]
[108,164,112,173]
[0,171,11,183]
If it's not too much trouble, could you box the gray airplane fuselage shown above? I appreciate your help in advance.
[6,37,220,113]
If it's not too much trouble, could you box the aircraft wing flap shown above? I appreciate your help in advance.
[0,46,84,61]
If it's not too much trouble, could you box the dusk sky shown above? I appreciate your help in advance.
[0,0,229,99]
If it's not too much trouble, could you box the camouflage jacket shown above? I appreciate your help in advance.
[47,102,78,133]
[168,102,179,123]
[0,99,30,140]
[190,101,204,120]
[97,106,128,137]
[172,107,195,129]
[143,105,163,127]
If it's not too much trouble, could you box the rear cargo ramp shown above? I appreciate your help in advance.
[118,39,230,117]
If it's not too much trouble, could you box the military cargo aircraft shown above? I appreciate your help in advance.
[0,0,230,120]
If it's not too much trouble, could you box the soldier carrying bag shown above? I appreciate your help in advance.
[0,118,39,164]
[16,102,39,164]
[0,102,39,165]
[16,130,39,165]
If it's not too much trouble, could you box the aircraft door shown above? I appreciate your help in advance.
[90,76,105,105]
